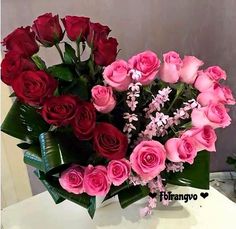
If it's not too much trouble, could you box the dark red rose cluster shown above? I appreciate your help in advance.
[62,15,118,66]
[41,95,127,160]
[1,13,125,161]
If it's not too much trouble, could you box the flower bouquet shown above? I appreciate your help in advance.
[1,13,235,218]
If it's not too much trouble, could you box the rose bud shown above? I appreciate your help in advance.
[3,26,39,57]
[93,122,128,160]
[130,140,166,181]
[87,22,111,47]
[159,51,182,83]
[1,51,37,85]
[94,37,118,66]
[103,60,132,91]
[83,165,111,196]
[59,165,84,194]
[72,101,96,140]
[128,50,160,85]
[12,70,57,106]
[191,103,231,129]
[107,159,131,186]
[165,136,197,164]
[205,66,226,81]
[32,13,63,47]
[62,16,90,41]
[41,95,78,126]
[179,56,204,84]
[91,85,116,113]
[182,125,217,152]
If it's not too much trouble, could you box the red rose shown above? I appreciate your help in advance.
[93,122,128,160]
[12,70,57,106]
[72,101,96,140]
[1,51,37,85]
[42,95,78,126]
[62,16,90,41]
[32,13,63,47]
[3,26,39,57]
[87,22,111,47]
[94,37,118,66]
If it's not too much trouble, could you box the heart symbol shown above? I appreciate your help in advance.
[200,192,209,199]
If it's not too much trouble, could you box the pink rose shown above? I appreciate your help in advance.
[159,51,182,83]
[191,103,231,129]
[107,159,131,186]
[130,140,166,181]
[197,83,235,106]
[165,136,197,164]
[182,125,217,152]
[194,66,227,92]
[83,165,111,196]
[205,66,226,81]
[103,60,132,91]
[179,56,204,84]
[91,85,116,113]
[194,70,214,92]
[128,51,160,85]
[59,165,84,194]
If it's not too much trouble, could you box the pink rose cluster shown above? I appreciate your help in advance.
[59,159,130,196]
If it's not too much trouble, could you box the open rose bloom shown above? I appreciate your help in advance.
[1,13,235,219]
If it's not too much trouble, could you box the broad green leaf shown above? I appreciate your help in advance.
[88,197,96,219]
[62,76,89,100]
[47,64,74,81]
[1,100,28,141]
[32,55,47,70]
[1,100,49,141]
[118,185,149,209]
[24,144,44,172]
[164,151,210,189]
[19,103,50,141]
[34,170,65,204]
[39,132,91,174]
[103,182,130,202]
[17,142,31,150]
[64,42,76,65]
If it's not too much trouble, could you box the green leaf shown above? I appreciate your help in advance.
[103,182,130,202]
[226,156,236,165]
[39,132,89,174]
[17,142,31,149]
[118,185,149,209]
[62,76,89,100]
[47,64,74,81]
[164,150,210,189]
[9,92,16,97]
[34,170,65,204]
[88,197,96,219]
[24,144,44,172]
[1,100,49,141]
[1,100,28,141]
[64,42,76,65]
[32,55,47,70]
[19,103,50,141]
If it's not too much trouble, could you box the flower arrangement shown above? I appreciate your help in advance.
[1,13,235,218]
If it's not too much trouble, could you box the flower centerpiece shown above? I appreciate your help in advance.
[1,13,235,218]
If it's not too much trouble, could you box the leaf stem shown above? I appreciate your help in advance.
[55,43,65,63]
[167,83,185,112]
[76,40,81,62]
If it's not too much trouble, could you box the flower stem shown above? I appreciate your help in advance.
[167,83,185,112]
[55,43,64,63]
[76,40,81,62]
